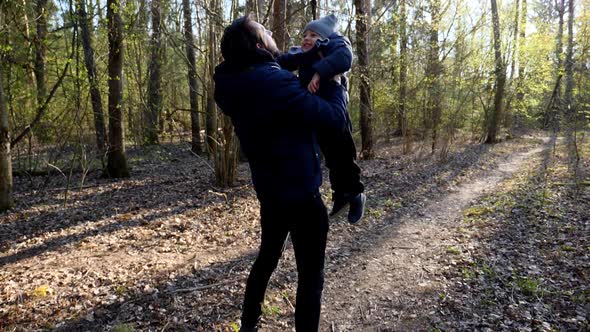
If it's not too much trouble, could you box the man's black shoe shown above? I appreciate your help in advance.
[347,193,366,224]
[239,326,257,332]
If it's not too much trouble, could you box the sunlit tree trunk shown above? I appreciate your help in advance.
[486,0,506,144]
[105,0,130,177]
[563,0,576,164]
[145,0,163,145]
[355,0,374,159]
[182,0,202,154]
[77,0,107,155]
[545,0,565,129]
[516,0,527,109]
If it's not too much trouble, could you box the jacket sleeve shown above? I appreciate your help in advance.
[312,35,353,80]
[275,52,301,72]
[276,46,320,72]
[267,68,347,131]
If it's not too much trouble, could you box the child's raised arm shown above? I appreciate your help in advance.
[276,46,318,71]
[312,35,353,80]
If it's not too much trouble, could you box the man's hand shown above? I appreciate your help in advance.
[308,73,320,94]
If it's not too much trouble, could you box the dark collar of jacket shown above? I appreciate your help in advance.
[223,48,276,71]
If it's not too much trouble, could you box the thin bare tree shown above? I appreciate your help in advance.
[355,0,374,159]
[486,0,506,143]
[77,0,107,154]
[145,0,163,145]
[182,0,202,154]
[0,59,13,211]
[105,0,130,177]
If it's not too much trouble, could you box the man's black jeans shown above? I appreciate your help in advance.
[241,193,329,331]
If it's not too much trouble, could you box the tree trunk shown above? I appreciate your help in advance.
[389,0,399,137]
[182,0,202,154]
[545,0,565,129]
[145,0,163,145]
[510,0,520,81]
[206,1,218,156]
[34,0,48,109]
[563,0,575,162]
[77,0,107,155]
[272,0,286,51]
[426,0,442,152]
[486,0,506,144]
[105,0,130,178]
[310,0,318,20]
[355,0,374,159]
[0,62,13,211]
[399,0,409,153]
[516,0,527,106]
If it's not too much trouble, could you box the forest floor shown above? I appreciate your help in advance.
[0,131,588,332]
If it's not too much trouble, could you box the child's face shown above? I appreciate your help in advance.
[301,30,321,52]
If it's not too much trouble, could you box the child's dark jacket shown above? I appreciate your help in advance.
[276,33,353,87]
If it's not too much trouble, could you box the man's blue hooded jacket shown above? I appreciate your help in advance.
[214,50,348,204]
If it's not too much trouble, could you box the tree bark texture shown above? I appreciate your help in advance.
[206,1,218,156]
[34,0,47,108]
[145,0,163,145]
[388,0,398,137]
[77,0,107,154]
[272,0,287,51]
[106,0,130,178]
[563,0,575,161]
[311,0,318,20]
[399,0,409,152]
[487,0,506,144]
[427,0,442,152]
[182,0,202,154]
[545,0,565,128]
[0,63,13,211]
[355,0,374,159]
[516,0,527,104]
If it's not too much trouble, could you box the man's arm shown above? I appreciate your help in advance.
[267,67,347,131]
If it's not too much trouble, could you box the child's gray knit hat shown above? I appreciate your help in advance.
[304,14,338,39]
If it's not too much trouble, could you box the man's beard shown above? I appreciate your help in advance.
[262,45,280,57]
[262,38,281,57]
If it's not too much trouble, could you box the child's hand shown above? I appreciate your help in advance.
[308,73,320,93]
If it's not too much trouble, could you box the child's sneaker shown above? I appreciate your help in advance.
[347,193,366,224]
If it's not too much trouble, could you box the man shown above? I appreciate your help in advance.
[214,15,348,331]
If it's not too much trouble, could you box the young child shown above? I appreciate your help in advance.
[276,14,366,224]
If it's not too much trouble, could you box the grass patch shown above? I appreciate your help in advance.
[446,246,461,255]
[112,323,135,332]
[516,276,542,296]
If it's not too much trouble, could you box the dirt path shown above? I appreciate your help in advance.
[319,139,550,331]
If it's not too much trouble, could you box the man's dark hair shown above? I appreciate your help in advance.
[220,15,263,66]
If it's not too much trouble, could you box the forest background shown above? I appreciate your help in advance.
[0,0,588,199]
[0,0,588,330]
